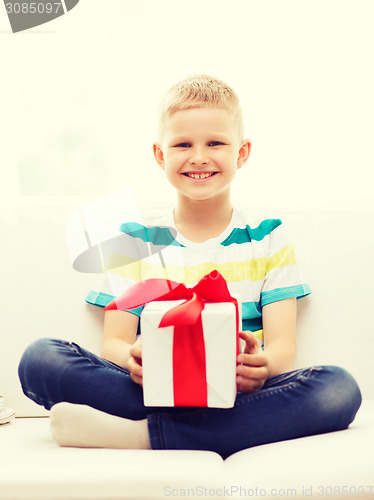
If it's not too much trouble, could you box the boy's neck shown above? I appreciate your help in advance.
[173,194,234,242]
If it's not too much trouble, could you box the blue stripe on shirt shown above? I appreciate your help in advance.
[221,219,282,246]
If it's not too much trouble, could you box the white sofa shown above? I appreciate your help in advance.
[1,202,373,500]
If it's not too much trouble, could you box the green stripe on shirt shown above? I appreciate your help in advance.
[221,219,282,246]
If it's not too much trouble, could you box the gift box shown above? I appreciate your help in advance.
[104,271,242,408]
[141,296,241,408]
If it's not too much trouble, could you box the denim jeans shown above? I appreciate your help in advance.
[18,338,362,459]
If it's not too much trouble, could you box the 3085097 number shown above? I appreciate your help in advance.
[318,485,373,496]
[5,3,62,15]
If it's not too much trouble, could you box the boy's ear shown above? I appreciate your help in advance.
[153,143,165,170]
[237,139,251,170]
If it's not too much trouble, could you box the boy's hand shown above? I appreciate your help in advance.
[128,337,143,386]
[236,331,269,393]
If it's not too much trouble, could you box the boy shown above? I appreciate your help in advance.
[19,75,361,458]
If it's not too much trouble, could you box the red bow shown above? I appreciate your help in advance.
[105,271,239,406]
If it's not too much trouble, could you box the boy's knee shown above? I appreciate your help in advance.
[314,365,362,430]
[19,337,54,371]
[18,338,69,388]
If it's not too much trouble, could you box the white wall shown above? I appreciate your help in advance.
[1,0,373,212]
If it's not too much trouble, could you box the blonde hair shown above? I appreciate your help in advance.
[158,75,244,142]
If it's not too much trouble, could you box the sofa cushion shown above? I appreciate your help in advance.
[225,400,374,496]
[1,400,373,500]
[0,417,224,500]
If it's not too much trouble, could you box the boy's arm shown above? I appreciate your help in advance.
[262,297,297,378]
[101,310,139,369]
[237,297,297,392]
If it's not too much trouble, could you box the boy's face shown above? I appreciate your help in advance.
[153,107,250,204]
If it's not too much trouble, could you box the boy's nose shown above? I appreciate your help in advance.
[189,149,209,166]
[189,158,208,166]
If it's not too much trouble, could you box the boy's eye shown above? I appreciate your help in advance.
[173,141,225,148]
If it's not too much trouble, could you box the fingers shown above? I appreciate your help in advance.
[236,363,268,392]
[237,352,265,367]
[130,364,143,386]
[236,375,264,393]
[130,372,143,386]
[129,337,142,360]
[128,353,142,372]
[239,331,261,354]
[236,349,269,393]
[128,339,143,386]
[237,363,264,392]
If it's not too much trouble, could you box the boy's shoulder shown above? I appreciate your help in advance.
[136,203,174,226]
[134,206,174,237]
[234,206,281,225]
[232,205,285,235]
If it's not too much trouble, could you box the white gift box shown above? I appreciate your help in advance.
[141,298,242,408]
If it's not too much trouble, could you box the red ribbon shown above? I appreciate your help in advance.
[104,270,239,407]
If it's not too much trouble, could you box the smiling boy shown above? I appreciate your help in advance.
[18,75,361,457]
[153,106,250,242]
[149,97,296,390]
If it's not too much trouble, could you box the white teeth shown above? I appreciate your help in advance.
[187,172,214,179]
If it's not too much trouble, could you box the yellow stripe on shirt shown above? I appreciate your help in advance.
[108,244,296,285]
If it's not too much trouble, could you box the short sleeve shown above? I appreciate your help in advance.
[260,221,311,307]
[84,214,176,315]
[85,261,144,317]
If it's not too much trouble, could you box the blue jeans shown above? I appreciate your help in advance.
[18,338,362,459]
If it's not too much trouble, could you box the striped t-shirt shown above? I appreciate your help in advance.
[86,207,311,343]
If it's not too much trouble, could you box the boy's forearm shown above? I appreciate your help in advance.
[101,338,132,369]
[264,339,297,379]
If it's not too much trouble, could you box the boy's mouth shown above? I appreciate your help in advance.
[182,172,218,179]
